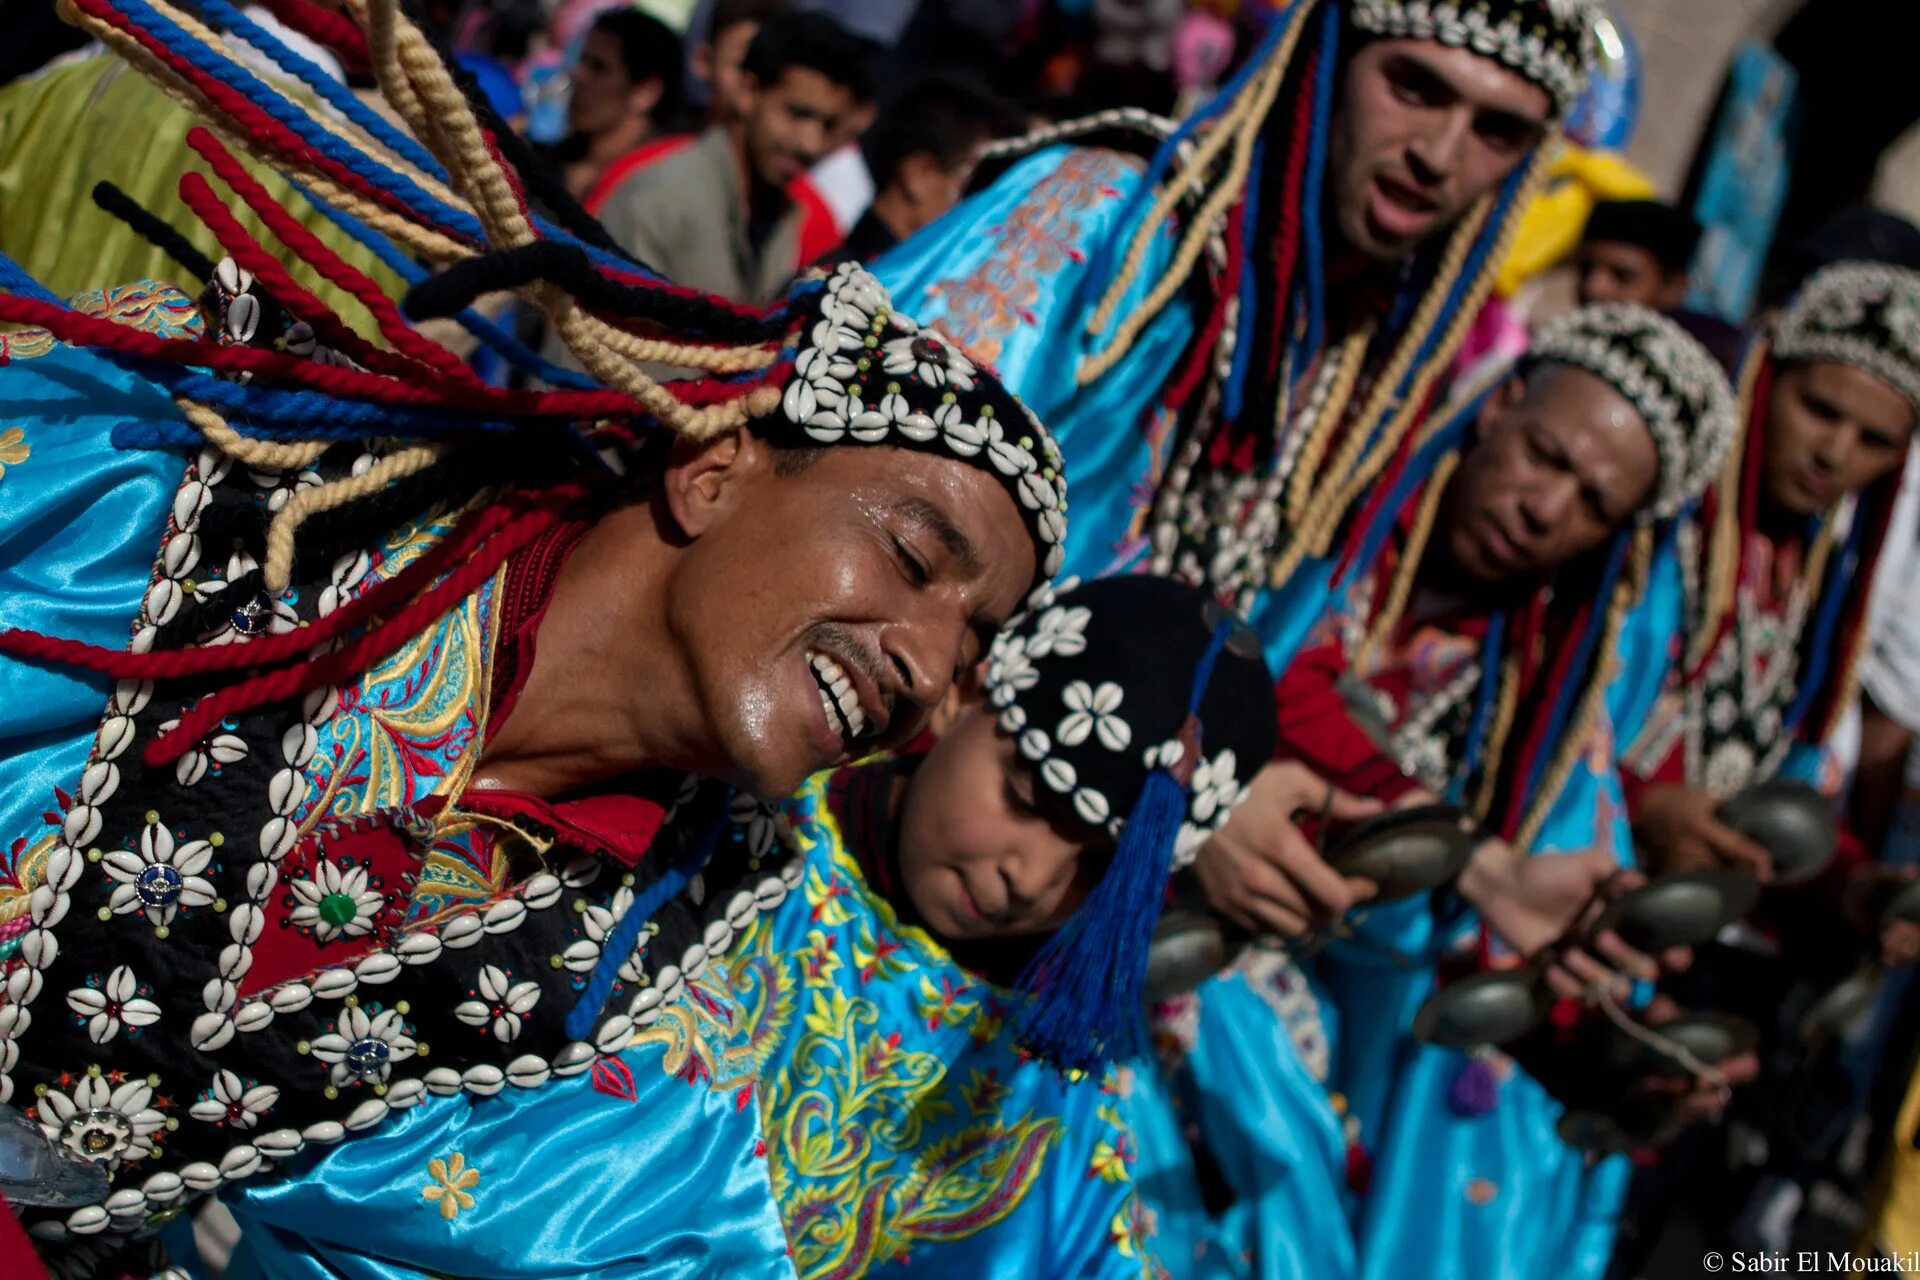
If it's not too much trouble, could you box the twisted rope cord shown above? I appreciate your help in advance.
[262,442,450,592]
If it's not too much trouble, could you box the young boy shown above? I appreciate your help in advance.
[726,575,1278,1278]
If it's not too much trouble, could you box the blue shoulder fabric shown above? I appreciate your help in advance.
[874,145,1194,583]
[0,339,189,907]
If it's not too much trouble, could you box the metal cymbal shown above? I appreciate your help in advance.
[1411,971,1544,1049]
[1323,804,1477,901]
[1882,877,1920,931]
[1716,779,1838,885]
[1143,908,1242,1004]
[1557,1100,1684,1153]
[1594,869,1761,952]
[1606,1011,1758,1079]
[0,1103,111,1208]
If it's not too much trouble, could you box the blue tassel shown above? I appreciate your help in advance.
[1014,621,1236,1073]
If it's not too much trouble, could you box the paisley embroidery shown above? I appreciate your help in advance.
[920,149,1139,368]
[735,779,1153,1277]
[0,280,203,363]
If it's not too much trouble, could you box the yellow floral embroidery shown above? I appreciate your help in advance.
[421,1152,481,1220]
[0,427,28,485]
[737,791,1069,1278]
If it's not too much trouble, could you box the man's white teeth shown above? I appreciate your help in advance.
[808,650,869,743]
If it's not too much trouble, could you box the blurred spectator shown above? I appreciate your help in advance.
[1573,198,1700,309]
[693,0,790,125]
[820,74,1023,265]
[538,8,684,202]
[595,10,874,303]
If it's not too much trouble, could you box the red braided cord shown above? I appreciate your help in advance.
[1260,48,1319,388]
[0,292,647,419]
[1498,591,1589,837]
[144,495,576,764]
[1163,199,1243,417]
[177,172,422,380]
[0,488,566,680]
[186,129,480,385]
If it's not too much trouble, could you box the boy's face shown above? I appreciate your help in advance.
[896,705,1109,942]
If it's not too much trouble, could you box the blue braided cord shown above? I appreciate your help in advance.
[1333,391,1484,591]
[0,251,69,306]
[1188,615,1237,713]
[292,183,603,391]
[564,811,730,1040]
[1222,139,1265,423]
[1521,529,1631,802]
[1449,609,1508,807]
[1298,0,1341,370]
[1085,6,1303,305]
[1784,506,1868,734]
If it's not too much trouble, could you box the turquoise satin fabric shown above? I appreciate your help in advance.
[740,775,1160,1279]
[1157,962,1357,1280]
[872,146,1194,583]
[222,1020,796,1280]
[0,340,188,917]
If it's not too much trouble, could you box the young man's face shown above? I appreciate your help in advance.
[1438,363,1659,582]
[1326,38,1552,262]
[1574,240,1689,310]
[1763,360,1916,515]
[896,705,1108,942]
[702,18,760,125]
[660,438,1036,801]
[740,66,858,188]
[569,29,650,138]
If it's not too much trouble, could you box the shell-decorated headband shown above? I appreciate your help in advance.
[1347,0,1605,117]
[1530,301,1740,521]
[772,264,1069,602]
[1771,261,1920,420]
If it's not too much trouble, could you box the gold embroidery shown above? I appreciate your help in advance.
[421,1152,481,1220]
[628,960,759,1095]
[0,427,29,484]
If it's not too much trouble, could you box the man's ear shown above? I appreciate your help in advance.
[1656,273,1691,312]
[690,41,715,88]
[659,429,771,540]
[628,75,664,121]
[1474,370,1527,441]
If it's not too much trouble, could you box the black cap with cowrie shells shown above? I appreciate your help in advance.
[763,263,1068,606]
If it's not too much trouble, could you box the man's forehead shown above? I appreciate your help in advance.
[1382,37,1555,121]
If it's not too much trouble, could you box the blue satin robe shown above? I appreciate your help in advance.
[0,321,796,1278]
[735,773,1162,1280]
[0,288,202,947]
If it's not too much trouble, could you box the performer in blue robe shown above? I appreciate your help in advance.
[0,2,1073,1268]
[1182,305,1739,1280]
[733,574,1279,1278]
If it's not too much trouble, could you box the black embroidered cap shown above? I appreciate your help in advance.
[1347,0,1604,117]
[983,576,1277,868]
[770,264,1069,603]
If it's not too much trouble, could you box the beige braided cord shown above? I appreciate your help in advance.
[1282,330,1373,525]
[178,399,328,469]
[1352,450,1460,674]
[261,443,452,592]
[1082,8,1317,350]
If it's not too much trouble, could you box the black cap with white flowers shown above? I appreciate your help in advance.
[982,575,1277,1071]
[768,264,1069,604]
[1347,0,1604,118]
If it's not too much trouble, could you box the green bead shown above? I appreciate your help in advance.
[317,892,359,927]
[145,811,160,825]
[209,832,224,847]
